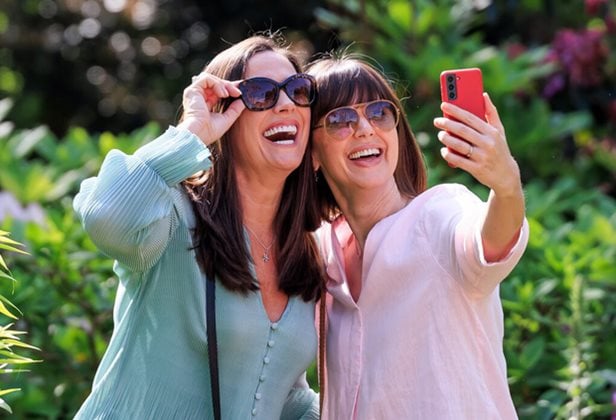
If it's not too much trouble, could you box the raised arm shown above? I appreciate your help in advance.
[73,128,212,271]
[74,72,245,271]
[434,93,525,262]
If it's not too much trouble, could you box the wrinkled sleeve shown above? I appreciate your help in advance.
[424,184,529,298]
[279,372,320,420]
[452,187,529,297]
[73,126,211,272]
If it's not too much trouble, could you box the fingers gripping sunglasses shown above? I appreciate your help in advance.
[314,100,400,140]
[238,73,317,111]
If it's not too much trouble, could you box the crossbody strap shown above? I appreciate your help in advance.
[206,278,221,420]
[318,289,327,418]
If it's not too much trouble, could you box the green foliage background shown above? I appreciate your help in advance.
[1,0,615,418]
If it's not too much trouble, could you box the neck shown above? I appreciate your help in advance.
[236,168,284,232]
[335,179,408,250]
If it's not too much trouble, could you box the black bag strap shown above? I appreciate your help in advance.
[318,289,327,418]
[206,278,221,420]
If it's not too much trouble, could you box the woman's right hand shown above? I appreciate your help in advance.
[177,73,246,146]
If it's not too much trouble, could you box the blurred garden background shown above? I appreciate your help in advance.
[0,0,615,418]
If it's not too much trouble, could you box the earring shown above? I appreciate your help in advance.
[314,171,319,183]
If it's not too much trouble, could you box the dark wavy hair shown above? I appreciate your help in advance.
[306,54,428,221]
[182,34,324,301]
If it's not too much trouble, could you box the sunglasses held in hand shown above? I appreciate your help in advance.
[314,100,400,140]
[238,73,317,111]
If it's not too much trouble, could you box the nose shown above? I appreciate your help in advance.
[353,113,374,138]
[273,91,296,112]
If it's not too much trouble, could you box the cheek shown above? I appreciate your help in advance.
[229,114,248,138]
[297,109,311,142]
[387,134,400,162]
[314,146,346,180]
[389,142,399,160]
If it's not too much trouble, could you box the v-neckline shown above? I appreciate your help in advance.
[257,289,294,324]
[242,226,292,323]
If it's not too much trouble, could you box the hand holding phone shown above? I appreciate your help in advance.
[439,68,485,122]
[438,68,486,165]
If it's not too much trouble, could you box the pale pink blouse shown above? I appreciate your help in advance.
[319,184,529,420]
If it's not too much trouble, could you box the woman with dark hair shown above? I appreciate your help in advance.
[308,56,528,419]
[73,34,323,419]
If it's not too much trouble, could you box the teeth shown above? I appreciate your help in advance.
[276,140,294,145]
[349,148,380,160]
[263,125,297,138]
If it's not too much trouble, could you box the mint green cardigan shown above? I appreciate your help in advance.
[73,126,319,419]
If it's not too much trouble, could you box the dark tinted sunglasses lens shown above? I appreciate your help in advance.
[366,101,398,130]
[239,79,278,110]
[325,107,359,139]
[284,76,314,106]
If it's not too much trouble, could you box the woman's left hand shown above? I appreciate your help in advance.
[433,93,522,197]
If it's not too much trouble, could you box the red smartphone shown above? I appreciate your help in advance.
[439,68,486,121]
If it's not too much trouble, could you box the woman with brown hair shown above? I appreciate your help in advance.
[73,34,323,419]
[309,55,528,419]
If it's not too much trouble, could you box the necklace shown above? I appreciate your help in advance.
[245,225,275,263]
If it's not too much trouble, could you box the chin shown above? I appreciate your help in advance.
[270,156,304,173]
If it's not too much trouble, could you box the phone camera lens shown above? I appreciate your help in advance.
[448,84,454,91]
[448,92,455,99]
[446,75,455,82]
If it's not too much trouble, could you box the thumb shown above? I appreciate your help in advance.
[219,99,246,132]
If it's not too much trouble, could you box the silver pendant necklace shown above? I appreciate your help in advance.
[245,226,274,263]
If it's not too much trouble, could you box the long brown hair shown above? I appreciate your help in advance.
[306,54,428,221]
[183,34,324,301]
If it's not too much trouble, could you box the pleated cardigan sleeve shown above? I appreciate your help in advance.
[73,126,212,273]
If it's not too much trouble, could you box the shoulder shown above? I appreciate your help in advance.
[422,183,479,204]
[415,183,483,218]
[407,183,484,238]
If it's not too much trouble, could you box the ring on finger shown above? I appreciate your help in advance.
[465,144,474,159]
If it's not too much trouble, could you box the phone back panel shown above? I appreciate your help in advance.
[440,68,485,121]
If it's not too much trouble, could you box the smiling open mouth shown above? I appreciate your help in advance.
[348,148,382,160]
[263,125,298,145]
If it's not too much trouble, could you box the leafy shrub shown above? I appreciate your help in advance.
[504,179,616,418]
[0,230,38,414]
[0,98,159,417]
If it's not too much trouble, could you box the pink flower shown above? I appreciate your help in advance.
[607,14,616,34]
[0,192,46,225]
[549,29,608,87]
[585,0,607,15]
[506,42,527,60]
[542,74,566,98]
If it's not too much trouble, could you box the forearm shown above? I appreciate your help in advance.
[481,184,525,262]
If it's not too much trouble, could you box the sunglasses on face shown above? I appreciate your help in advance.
[237,73,317,111]
[314,100,400,140]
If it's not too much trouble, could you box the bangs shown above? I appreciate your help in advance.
[310,59,395,124]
